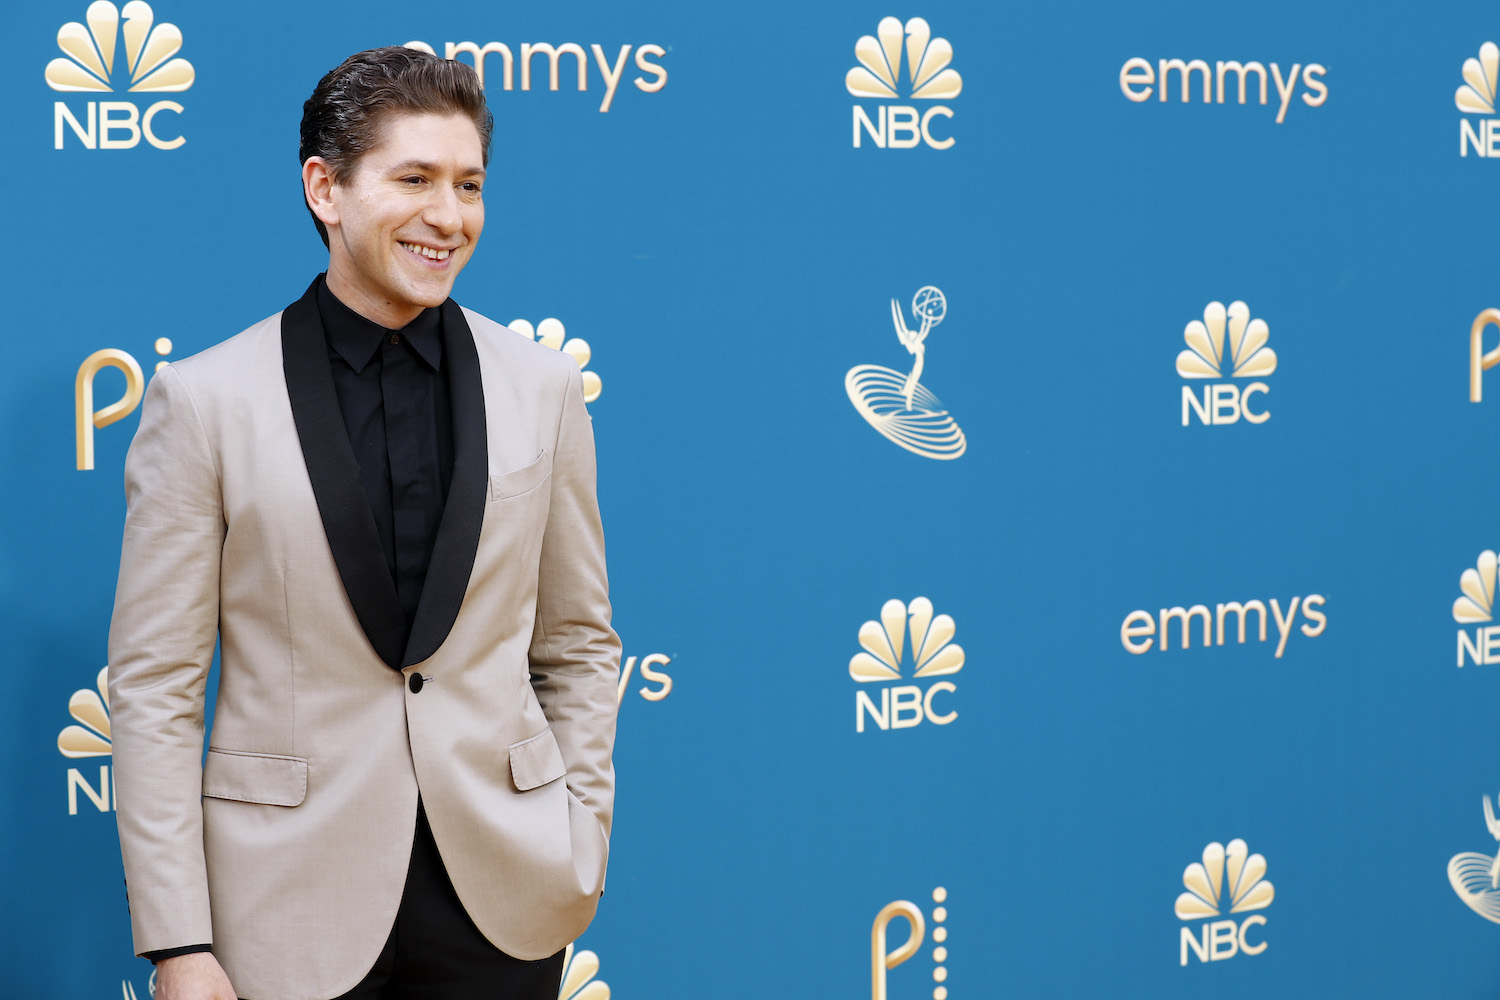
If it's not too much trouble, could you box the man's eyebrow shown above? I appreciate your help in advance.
[387,159,486,178]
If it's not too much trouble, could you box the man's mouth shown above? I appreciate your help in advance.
[399,241,454,261]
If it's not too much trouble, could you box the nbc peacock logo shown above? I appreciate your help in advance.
[57,666,116,815]
[1175,300,1277,427]
[46,1,194,150]
[559,942,609,999]
[1451,549,1500,667]
[846,17,961,149]
[1174,839,1274,966]
[849,597,963,733]
[1447,790,1500,924]
[846,286,966,460]
[1456,42,1500,158]
[509,318,602,404]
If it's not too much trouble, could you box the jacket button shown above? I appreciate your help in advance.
[408,673,424,693]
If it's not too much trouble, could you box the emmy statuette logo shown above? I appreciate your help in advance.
[558,942,609,999]
[508,318,602,404]
[1176,301,1277,426]
[871,888,950,1000]
[1456,43,1500,157]
[46,1,194,150]
[1448,792,1500,923]
[846,287,966,459]
[850,597,963,733]
[1175,840,1273,966]
[57,666,115,815]
[847,17,961,149]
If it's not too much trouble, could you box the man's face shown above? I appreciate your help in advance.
[324,112,485,327]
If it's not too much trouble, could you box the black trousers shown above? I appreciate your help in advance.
[331,802,566,1000]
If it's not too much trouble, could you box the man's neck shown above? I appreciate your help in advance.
[324,267,423,330]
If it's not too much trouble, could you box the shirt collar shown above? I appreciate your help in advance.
[317,276,444,374]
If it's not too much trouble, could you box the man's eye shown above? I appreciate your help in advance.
[401,176,424,185]
[463,182,482,193]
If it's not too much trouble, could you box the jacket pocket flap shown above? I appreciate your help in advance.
[203,748,308,807]
[489,450,550,501]
[509,727,567,791]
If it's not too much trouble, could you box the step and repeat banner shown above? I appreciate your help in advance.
[5,0,1500,996]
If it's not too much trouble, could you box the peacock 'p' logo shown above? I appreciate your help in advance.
[45,1,194,93]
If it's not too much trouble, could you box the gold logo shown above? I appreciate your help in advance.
[1454,550,1496,623]
[1451,550,1500,667]
[846,287,966,459]
[1457,43,1498,114]
[1175,301,1277,378]
[1448,792,1500,924]
[559,943,609,1000]
[58,666,111,758]
[58,667,115,815]
[846,17,961,100]
[871,887,949,1000]
[846,18,960,149]
[75,339,173,470]
[509,318,601,403]
[45,1,194,93]
[1176,301,1276,426]
[1175,840,1273,966]
[850,598,963,733]
[1470,309,1500,401]
[1455,43,1500,156]
[849,598,964,681]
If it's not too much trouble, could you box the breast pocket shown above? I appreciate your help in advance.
[489,450,551,502]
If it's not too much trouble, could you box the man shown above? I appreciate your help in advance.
[107,47,619,1000]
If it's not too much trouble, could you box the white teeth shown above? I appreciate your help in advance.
[400,242,452,261]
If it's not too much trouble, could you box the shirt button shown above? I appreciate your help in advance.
[408,673,424,693]
[390,334,401,345]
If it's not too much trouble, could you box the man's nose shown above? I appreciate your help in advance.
[423,185,463,235]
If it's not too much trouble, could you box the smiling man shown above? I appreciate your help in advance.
[106,47,620,1000]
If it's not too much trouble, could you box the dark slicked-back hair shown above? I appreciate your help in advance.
[299,46,493,247]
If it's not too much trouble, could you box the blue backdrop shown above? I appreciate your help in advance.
[4,0,1500,997]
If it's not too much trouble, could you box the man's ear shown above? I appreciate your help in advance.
[302,157,340,231]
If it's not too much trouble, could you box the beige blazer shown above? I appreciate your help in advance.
[107,280,620,1000]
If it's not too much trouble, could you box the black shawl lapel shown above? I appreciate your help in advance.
[281,278,408,670]
[402,300,487,668]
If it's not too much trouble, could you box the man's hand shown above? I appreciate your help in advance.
[154,952,236,1000]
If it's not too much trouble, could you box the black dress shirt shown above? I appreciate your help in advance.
[317,276,455,632]
[142,278,457,965]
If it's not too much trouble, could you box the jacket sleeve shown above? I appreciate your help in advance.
[107,364,224,955]
[527,363,621,840]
